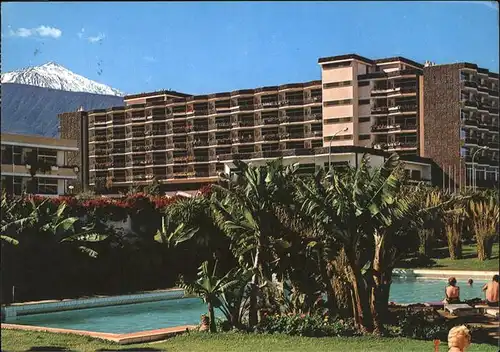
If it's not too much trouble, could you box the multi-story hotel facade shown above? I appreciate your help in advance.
[1,133,79,196]
[58,54,498,193]
[422,62,499,189]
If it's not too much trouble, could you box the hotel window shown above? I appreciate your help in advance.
[38,149,57,166]
[13,147,23,165]
[359,116,371,123]
[323,99,352,107]
[325,117,352,124]
[323,81,352,89]
[38,178,58,195]
[325,134,353,142]
[358,81,370,87]
[359,99,370,105]
[359,134,371,140]
[13,176,23,195]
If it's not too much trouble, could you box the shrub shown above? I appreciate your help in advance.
[389,309,450,340]
[256,313,362,337]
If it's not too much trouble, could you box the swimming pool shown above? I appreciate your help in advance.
[4,278,488,334]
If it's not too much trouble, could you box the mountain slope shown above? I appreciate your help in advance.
[1,62,124,97]
[1,83,123,137]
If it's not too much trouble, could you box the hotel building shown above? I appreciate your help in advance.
[422,62,499,188]
[1,133,79,196]
[58,54,498,193]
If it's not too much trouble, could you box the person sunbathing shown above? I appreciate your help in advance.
[444,277,460,304]
[482,275,499,307]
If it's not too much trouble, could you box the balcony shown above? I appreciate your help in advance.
[192,139,209,147]
[280,99,304,107]
[280,133,305,140]
[191,156,210,162]
[257,101,279,109]
[280,115,304,123]
[194,109,209,116]
[463,101,478,108]
[489,107,499,115]
[153,144,167,150]
[388,141,418,150]
[112,162,126,168]
[111,134,126,140]
[371,124,400,132]
[371,106,389,114]
[463,118,478,127]
[388,104,417,113]
[209,138,232,146]
[238,120,255,127]
[305,131,323,138]
[173,156,189,163]
[215,122,232,130]
[132,146,147,152]
[173,126,188,134]
[262,117,279,125]
[152,129,168,135]
[259,134,280,141]
[304,113,322,121]
[192,125,209,132]
[462,81,478,89]
[232,136,255,144]
[173,142,187,149]
[153,159,168,165]
[464,137,478,145]
[477,121,490,130]
[304,96,322,104]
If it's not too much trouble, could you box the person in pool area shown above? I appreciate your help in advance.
[448,325,471,352]
[467,279,473,286]
[444,277,460,304]
[482,275,499,307]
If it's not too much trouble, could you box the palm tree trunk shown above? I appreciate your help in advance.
[248,247,260,327]
[346,250,373,332]
[207,301,217,333]
[370,235,384,334]
[317,249,337,315]
[418,229,433,257]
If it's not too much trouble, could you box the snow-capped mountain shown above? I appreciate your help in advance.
[1,62,124,97]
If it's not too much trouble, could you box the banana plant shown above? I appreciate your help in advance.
[179,260,241,333]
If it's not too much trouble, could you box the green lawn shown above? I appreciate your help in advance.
[1,330,498,352]
[399,243,499,271]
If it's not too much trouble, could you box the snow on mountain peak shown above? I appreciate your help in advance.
[1,62,124,97]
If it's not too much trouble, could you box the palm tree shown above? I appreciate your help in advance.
[211,159,298,327]
[468,193,499,260]
[0,193,45,245]
[179,260,240,332]
[296,153,404,331]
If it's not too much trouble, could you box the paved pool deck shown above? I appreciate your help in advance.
[394,269,498,280]
[1,323,199,344]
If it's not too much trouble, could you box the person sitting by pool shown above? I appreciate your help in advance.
[467,278,473,286]
[444,277,460,304]
[482,275,499,307]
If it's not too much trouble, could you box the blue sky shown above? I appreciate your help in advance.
[2,1,498,95]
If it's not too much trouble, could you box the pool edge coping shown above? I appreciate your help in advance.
[1,323,199,344]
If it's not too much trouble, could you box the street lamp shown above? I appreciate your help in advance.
[472,146,489,191]
[328,127,349,173]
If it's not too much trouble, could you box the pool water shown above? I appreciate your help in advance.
[390,278,487,304]
[6,279,488,333]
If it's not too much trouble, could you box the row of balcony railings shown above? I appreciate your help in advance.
[371,85,418,95]
[370,103,418,114]
[370,123,417,132]
[462,118,499,129]
[372,141,418,150]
